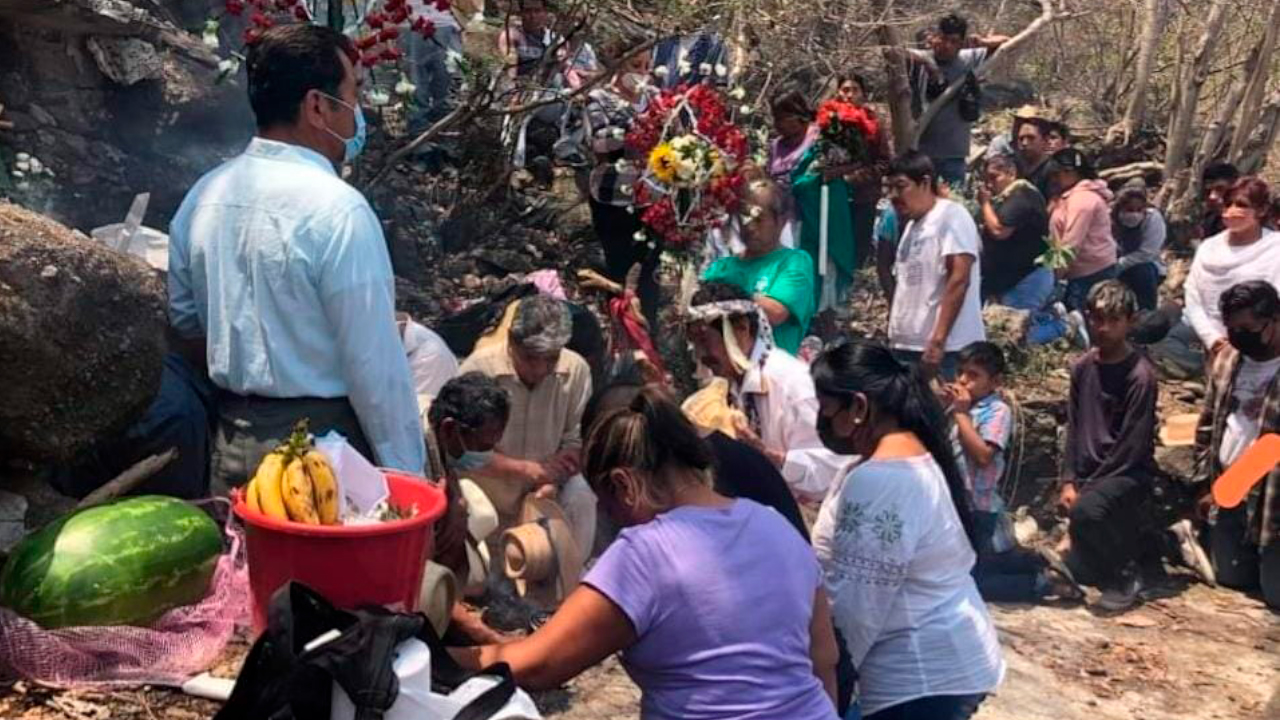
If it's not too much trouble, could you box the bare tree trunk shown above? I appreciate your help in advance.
[1161,0,1229,193]
[1106,0,1166,145]
[1171,68,1250,225]
[1235,88,1280,174]
[909,0,1056,150]
[878,23,914,153]
[1228,2,1280,162]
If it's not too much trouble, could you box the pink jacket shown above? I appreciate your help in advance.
[1051,179,1117,279]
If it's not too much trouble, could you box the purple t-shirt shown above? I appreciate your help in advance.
[584,499,837,720]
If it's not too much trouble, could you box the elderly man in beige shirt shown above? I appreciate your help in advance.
[459,295,597,556]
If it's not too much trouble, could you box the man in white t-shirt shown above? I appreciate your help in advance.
[1195,280,1280,609]
[885,150,985,380]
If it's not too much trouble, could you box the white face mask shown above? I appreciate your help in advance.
[1117,210,1145,229]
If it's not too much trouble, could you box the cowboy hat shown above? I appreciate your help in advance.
[416,561,458,637]
[501,496,583,608]
[460,478,499,597]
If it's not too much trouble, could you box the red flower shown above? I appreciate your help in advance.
[225,0,245,16]
[361,53,380,67]
[386,0,407,8]
[249,11,274,27]
[243,26,262,44]
[435,0,452,10]
[378,26,400,41]
[380,47,403,61]
[365,11,385,28]
[275,0,296,9]
[413,16,436,38]
[390,6,411,24]
[356,34,379,50]
[293,4,308,20]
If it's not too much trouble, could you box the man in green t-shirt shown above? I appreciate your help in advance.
[703,179,817,354]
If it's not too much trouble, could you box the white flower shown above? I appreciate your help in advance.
[367,88,391,106]
[729,86,746,100]
[614,159,631,172]
[678,60,692,75]
[654,66,669,79]
[28,158,43,174]
[620,184,633,195]
[633,231,647,241]
[16,153,30,162]
[699,63,712,75]
[750,206,763,219]
[15,161,29,173]
[611,127,625,140]
[395,74,416,97]
[217,57,241,76]
[715,64,728,77]
[740,105,754,115]
[202,19,220,49]
[445,50,464,73]
[11,169,24,178]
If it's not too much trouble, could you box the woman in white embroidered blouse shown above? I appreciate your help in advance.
[809,341,1004,720]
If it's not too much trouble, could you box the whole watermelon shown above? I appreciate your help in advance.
[0,495,222,628]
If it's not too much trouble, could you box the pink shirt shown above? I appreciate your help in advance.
[1051,179,1117,279]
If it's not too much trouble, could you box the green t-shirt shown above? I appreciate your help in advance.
[702,248,817,354]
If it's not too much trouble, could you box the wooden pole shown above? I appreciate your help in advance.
[75,449,179,510]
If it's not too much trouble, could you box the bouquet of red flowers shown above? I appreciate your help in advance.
[625,84,748,254]
[815,99,879,166]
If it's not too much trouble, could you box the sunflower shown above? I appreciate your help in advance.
[649,143,679,184]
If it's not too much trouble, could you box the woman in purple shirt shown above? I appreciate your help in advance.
[450,388,840,720]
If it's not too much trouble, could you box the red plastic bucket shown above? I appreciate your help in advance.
[232,470,447,631]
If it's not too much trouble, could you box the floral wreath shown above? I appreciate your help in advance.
[624,84,748,254]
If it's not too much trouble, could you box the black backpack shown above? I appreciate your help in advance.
[215,582,517,720]
[958,70,982,123]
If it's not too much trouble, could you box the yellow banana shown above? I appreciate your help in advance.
[246,477,262,513]
[253,451,290,520]
[303,450,340,525]
[282,456,321,525]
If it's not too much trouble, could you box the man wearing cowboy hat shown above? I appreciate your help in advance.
[459,295,598,562]
[685,281,846,504]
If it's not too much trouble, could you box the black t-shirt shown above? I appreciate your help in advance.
[706,431,809,541]
[982,183,1050,298]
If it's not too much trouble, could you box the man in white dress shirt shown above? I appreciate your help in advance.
[685,282,847,503]
[169,24,426,492]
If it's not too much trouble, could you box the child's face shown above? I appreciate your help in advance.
[958,362,999,401]
[1086,308,1134,351]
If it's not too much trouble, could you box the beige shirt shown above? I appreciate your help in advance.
[459,341,593,516]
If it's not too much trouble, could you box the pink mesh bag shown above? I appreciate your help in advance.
[0,504,249,688]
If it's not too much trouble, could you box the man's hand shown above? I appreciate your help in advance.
[921,337,946,379]
[734,417,786,468]
[976,184,992,205]
[520,460,561,488]
[1210,337,1230,360]
[949,383,973,414]
[547,450,581,481]
[1057,482,1079,515]
[1195,492,1215,521]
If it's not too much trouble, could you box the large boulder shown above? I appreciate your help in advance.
[0,201,165,462]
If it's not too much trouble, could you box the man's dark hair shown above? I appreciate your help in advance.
[1220,280,1280,322]
[938,13,969,38]
[690,281,759,338]
[428,372,511,432]
[958,341,1007,377]
[246,24,356,130]
[1203,161,1240,185]
[888,150,937,191]
[771,89,813,122]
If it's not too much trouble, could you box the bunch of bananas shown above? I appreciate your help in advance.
[245,420,340,525]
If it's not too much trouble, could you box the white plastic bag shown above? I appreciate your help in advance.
[331,639,541,720]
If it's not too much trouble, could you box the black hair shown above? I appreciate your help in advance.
[1047,147,1097,180]
[958,341,1006,377]
[888,150,938,193]
[583,387,716,505]
[428,372,511,432]
[582,355,649,440]
[771,89,814,122]
[246,24,356,131]
[811,341,977,546]
[689,281,760,339]
[1084,279,1139,318]
[1203,161,1240,185]
[837,73,871,98]
[1220,280,1280,321]
[938,13,969,38]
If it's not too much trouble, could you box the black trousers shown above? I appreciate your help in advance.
[1065,476,1149,590]
[589,198,661,330]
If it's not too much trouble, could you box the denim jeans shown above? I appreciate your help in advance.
[863,693,988,720]
[891,348,959,381]
[1065,265,1119,311]
[404,25,463,133]
[998,266,1056,311]
[931,157,967,190]
[1118,261,1160,311]
[1211,505,1280,609]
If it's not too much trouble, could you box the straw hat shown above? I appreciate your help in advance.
[501,496,583,608]
[459,479,499,597]
[416,561,458,637]
[682,377,747,439]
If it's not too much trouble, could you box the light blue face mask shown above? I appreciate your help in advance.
[452,449,494,472]
[320,92,367,164]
